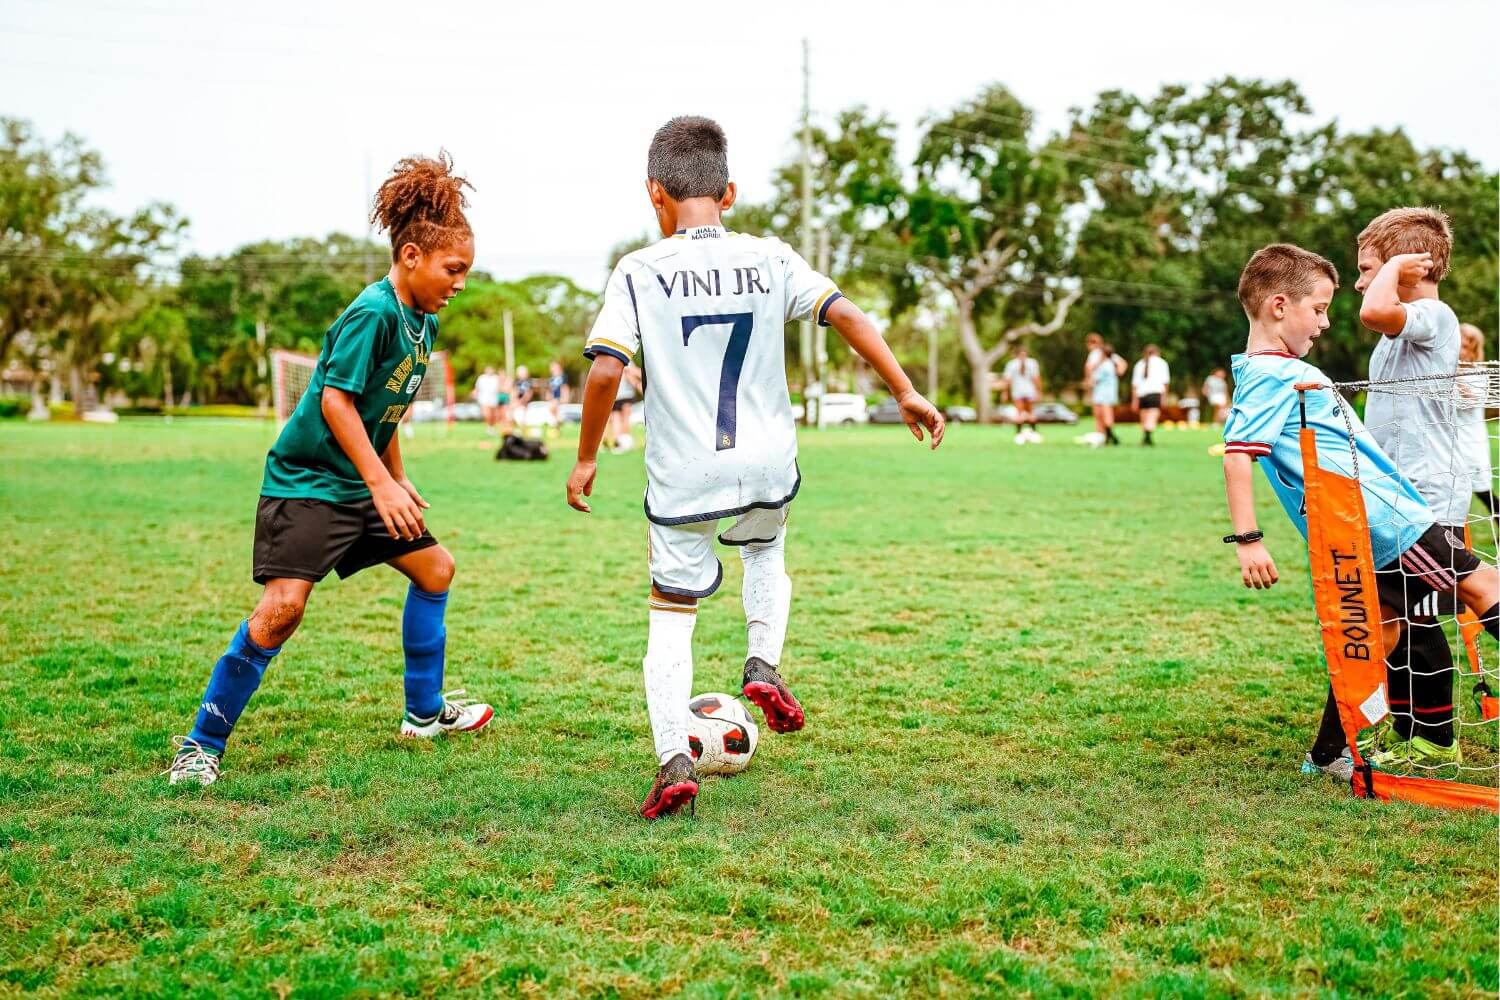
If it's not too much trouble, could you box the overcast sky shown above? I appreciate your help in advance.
[4,0,1496,289]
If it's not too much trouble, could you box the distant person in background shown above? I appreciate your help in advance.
[1202,367,1230,426]
[1132,344,1170,446]
[547,360,570,439]
[608,362,643,453]
[475,366,502,436]
[1088,342,1125,446]
[496,370,514,436]
[1459,323,1497,528]
[1001,345,1042,444]
[512,365,534,433]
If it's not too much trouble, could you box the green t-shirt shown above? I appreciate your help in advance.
[262,279,438,503]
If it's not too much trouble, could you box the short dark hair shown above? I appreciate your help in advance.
[648,116,729,200]
[1237,243,1339,317]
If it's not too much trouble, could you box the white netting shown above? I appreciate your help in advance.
[270,349,452,431]
[271,350,316,427]
[1332,361,1499,786]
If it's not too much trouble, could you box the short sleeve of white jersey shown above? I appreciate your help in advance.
[1398,298,1458,351]
[773,240,842,327]
[1223,368,1300,459]
[583,263,642,364]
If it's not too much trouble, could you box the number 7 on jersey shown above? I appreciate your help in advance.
[681,312,753,451]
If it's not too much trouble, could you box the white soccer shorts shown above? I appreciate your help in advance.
[648,506,789,599]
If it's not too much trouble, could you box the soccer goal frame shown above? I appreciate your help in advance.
[271,349,455,430]
[1297,365,1499,812]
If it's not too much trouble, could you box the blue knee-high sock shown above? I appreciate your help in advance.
[188,620,281,755]
[403,584,448,722]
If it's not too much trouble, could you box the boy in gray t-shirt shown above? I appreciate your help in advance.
[1353,206,1465,768]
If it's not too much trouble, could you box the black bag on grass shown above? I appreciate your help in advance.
[496,434,549,461]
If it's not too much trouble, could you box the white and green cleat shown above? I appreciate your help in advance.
[1301,747,1354,783]
[167,736,222,786]
[399,690,494,739]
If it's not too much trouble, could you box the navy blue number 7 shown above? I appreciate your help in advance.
[681,312,753,451]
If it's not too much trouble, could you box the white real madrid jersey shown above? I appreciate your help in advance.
[584,225,841,525]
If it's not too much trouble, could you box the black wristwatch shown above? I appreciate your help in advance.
[1223,530,1264,544]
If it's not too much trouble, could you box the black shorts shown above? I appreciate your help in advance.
[611,397,635,412]
[1138,393,1163,410]
[1376,522,1481,615]
[253,496,437,585]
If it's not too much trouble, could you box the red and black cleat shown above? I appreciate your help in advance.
[639,753,699,819]
[742,656,805,733]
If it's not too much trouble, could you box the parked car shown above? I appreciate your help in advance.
[996,401,1079,424]
[867,397,906,424]
[816,393,869,427]
[944,405,978,423]
[409,400,483,423]
[520,400,559,428]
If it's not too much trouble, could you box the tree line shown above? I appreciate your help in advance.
[2,77,1493,417]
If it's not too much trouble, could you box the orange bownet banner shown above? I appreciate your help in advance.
[1298,424,1390,756]
[1297,386,1498,813]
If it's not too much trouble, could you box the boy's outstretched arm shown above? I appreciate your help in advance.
[566,354,625,512]
[322,387,426,540]
[1359,252,1432,336]
[1223,452,1278,589]
[823,297,945,448]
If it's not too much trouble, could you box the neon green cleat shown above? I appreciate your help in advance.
[1368,735,1461,774]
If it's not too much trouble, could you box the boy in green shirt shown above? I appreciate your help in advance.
[170,154,493,786]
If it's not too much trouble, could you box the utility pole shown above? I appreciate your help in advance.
[815,226,831,395]
[502,309,515,382]
[928,321,939,402]
[799,37,814,426]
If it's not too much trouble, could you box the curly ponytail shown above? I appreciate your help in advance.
[370,150,473,260]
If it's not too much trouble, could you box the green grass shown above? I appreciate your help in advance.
[1,419,1495,999]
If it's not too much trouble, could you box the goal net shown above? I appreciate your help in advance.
[271,349,454,431]
[1298,361,1498,811]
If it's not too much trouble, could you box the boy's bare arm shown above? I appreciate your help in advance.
[823,297,944,448]
[322,387,426,540]
[381,427,431,512]
[1359,252,1433,336]
[566,355,625,512]
[1223,452,1279,589]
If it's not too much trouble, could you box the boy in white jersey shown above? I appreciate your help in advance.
[1220,244,1499,780]
[1353,207,1467,765]
[567,116,945,818]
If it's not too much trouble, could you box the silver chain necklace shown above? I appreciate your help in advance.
[386,278,425,347]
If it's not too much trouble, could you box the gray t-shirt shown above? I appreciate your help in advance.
[1365,298,1464,524]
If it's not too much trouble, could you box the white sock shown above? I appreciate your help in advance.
[741,535,791,666]
[644,602,696,765]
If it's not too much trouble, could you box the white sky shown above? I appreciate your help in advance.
[4,0,1496,289]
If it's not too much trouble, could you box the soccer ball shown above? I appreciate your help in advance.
[687,692,758,776]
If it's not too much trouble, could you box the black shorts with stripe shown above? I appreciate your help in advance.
[1375,522,1480,615]
[253,495,437,585]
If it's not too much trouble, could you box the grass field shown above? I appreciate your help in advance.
[1,419,1496,998]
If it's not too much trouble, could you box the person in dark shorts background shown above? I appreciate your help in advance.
[169,153,494,787]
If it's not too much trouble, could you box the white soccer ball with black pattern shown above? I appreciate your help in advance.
[687,692,758,776]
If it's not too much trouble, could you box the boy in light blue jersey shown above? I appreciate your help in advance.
[1220,244,1499,778]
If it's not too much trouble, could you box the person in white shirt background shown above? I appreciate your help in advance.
[1201,367,1230,426]
[1131,344,1170,446]
[1458,324,1497,537]
[474,366,503,436]
[1001,345,1043,444]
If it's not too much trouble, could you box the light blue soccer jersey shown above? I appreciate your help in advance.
[1222,351,1433,568]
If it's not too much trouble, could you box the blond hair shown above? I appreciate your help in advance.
[1237,244,1340,318]
[1460,323,1486,363]
[1357,207,1452,284]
